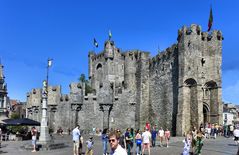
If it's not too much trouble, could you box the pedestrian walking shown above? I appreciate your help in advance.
[135,129,142,155]
[158,127,164,147]
[109,131,127,155]
[233,127,239,155]
[142,127,151,155]
[182,133,191,155]
[194,131,204,155]
[125,128,133,155]
[164,128,170,147]
[72,125,81,155]
[85,136,94,155]
[151,125,157,147]
[31,126,37,152]
[102,128,109,155]
[230,125,235,137]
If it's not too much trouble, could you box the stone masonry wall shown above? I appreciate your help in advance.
[26,24,223,136]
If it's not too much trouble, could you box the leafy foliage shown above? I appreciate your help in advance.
[78,74,94,95]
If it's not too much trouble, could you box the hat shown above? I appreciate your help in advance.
[89,136,93,139]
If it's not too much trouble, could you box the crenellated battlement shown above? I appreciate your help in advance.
[124,50,150,61]
[83,93,97,102]
[69,82,83,94]
[201,30,223,41]
[177,24,223,42]
[60,94,70,102]
[150,44,177,69]
[26,24,222,135]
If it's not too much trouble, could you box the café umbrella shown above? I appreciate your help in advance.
[3,118,40,126]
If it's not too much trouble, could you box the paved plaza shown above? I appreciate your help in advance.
[0,134,237,155]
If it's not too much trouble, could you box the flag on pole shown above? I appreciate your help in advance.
[94,38,98,48]
[48,59,53,67]
[208,6,213,32]
[109,30,112,40]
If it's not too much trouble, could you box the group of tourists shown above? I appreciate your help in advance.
[99,124,171,155]
[183,127,205,155]
[25,122,239,155]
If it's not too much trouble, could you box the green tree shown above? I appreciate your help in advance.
[10,113,20,119]
[79,74,86,83]
[78,74,94,95]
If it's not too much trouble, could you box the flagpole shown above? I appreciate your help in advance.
[47,58,49,89]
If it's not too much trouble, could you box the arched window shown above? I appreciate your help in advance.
[96,63,102,70]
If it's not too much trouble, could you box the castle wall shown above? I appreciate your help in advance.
[149,45,177,134]
[26,24,223,136]
[135,52,150,129]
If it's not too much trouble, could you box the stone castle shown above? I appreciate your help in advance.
[26,24,223,136]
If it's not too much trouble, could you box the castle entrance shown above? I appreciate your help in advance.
[184,78,198,128]
[203,104,210,124]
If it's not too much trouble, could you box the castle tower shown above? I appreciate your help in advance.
[104,40,114,59]
[176,24,223,135]
[0,62,9,119]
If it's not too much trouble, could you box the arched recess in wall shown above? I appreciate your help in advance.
[203,102,210,124]
[96,63,103,88]
[184,78,198,128]
[204,80,218,123]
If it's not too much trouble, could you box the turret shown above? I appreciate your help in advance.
[104,40,115,59]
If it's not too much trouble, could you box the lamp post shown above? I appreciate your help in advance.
[39,58,52,144]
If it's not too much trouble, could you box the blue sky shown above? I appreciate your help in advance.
[0,0,239,104]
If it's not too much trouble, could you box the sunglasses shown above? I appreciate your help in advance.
[109,139,116,143]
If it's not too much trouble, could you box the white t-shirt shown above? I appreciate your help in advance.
[110,144,127,155]
[142,131,151,144]
[72,127,80,142]
[158,129,164,137]
[234,129,239,137]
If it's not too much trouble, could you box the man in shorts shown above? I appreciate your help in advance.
[142,128,151,155]
[31,127,37,152]
[72,125,80,155]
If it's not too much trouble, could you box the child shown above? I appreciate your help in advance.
[182,134,191,155]
[85,136,94,155]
